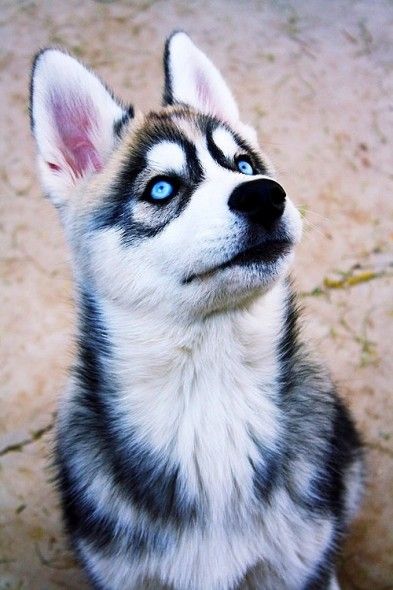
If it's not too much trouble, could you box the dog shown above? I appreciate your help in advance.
[30,31,364,590]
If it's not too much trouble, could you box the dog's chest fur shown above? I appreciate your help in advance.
[104,284,284,513]
[61,282,335,590]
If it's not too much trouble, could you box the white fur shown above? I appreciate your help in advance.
[147,141,186,174]
[77,479,334,590]
[212,126,240,159]
[329,578,341,590]
[343,457,364,522]
[74,284,282,589]
[166,32,239,123]
[102,282,284,493]
[79,505,334,590]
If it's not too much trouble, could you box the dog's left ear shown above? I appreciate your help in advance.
[163,31,239,123]
[30,49,130,211]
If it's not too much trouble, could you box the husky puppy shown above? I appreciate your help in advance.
[30,32,363,590]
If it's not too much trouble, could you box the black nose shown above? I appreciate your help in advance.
[228,178,286,229]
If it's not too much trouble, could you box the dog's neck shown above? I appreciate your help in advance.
[76,278,290,504]
[87,279,288,395]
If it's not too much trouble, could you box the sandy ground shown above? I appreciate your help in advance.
[0,1,392,589]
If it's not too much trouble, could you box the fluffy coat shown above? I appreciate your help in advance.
[30,32,363,590]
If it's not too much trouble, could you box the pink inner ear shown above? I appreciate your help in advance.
[195,68,227,122]
[195,69,212,111]
[50,92,103,178]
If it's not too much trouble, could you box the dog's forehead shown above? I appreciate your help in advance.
[141,106,210,139]
[128,107,242,166]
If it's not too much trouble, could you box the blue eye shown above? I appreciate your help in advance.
[150,179,175,201]
[237,159,254,175]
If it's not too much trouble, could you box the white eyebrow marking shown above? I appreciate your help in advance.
[211,127,239,159]
[147,141,186,173]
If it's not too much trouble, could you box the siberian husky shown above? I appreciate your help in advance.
[30,31,363,590]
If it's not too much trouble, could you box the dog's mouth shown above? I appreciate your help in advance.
[183,239,292,284]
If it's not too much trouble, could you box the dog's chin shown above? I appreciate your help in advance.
[182,241,294,311]
[183,240,293,287]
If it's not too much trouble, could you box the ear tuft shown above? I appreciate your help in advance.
[30,48,128,208]
[163,32,239,123]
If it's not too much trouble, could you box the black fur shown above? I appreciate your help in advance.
[56,289,197,551]
[29,48,48,132]
[249,437,282,502]
[278,287,363,518]
[162,30,186,106]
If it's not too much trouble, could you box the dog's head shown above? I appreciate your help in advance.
[31,32,302,315]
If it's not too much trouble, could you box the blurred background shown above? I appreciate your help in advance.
[0,1,392,588]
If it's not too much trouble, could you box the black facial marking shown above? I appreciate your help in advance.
[183,136,204,184]
[206,121,268,175]
[206,123,231,170]
[93,123,203,245]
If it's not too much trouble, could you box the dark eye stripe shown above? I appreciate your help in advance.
[206,122,268,176]
[180,138,204,184]
[93,132,204,244]
[206,124,233,170]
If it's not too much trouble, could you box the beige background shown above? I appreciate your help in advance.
[0,1,392,589]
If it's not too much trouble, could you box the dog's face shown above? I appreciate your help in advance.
[31,32,302,315]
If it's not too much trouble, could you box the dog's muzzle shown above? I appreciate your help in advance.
[182,178,292,284]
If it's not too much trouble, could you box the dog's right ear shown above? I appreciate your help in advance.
[163,32,239,124]
[30,49,131,211]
